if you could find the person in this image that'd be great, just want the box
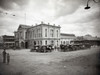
[2,49,7,63]
[7,53,10,64]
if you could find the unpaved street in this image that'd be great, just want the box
[0,47,100,75]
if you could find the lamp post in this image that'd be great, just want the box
[84,0,100,9]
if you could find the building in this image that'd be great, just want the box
[60,33,76,45]
[72,34,100,46]
[0,36,3,49]
[14,24,31,48]
[14,22,76,49]
[15,22,61,48]
[26,23,61,48]
[2,35,15,49]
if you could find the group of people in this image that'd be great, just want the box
[2,49,10,64]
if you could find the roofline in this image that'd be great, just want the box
[27,24,61,30]
[60,33,75,36]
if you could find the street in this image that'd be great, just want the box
[0,47,100,75]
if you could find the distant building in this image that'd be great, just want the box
[0,36,3,49]
[14,22,76,49]
[60,33,76,45]
[2,35,15,49]
[72,34,100,46]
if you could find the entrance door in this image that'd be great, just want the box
[21,42,24,48]
[25,42,28,49]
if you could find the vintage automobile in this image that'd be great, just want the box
[60,43,90,52]
[60,44,74,52]
[30,45,40,52]
[30,45,54,53]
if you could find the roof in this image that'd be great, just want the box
[3,35,14,38]
[74,36,100,41]
[84,36,100,41]
[60,33,75,36]
[20,24,31,28]
[18,24,31,30]
[28,23,61,30]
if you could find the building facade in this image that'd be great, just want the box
[60,33,76,45]
[0,36,3,49]
[14,25,31,48]
[26,23,61,48]
[14,22,76,49]
[2,35,15,49]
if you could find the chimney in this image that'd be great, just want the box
[58,25,60,27]
[41,21,43,24]
[48,23,50,25]
[35,23,37,26]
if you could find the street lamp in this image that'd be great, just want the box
[84,0,100,9]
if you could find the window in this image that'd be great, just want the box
[38,29,41,37]
[51,40,54,45]
[63,41,65,44]
[40,41,42,45]
[57,40,58,46]
[45,41,47,45]
[45,29,47,37]
[30,31,32,38]
[57,30,58,37]
[38,41,39,45]
[33,30,34,38]
[37,29,38,37]
[50,29,54,37]
[61,41,62,44]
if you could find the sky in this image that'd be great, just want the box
[0,0,100,37]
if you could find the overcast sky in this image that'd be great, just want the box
[0,0,100,37]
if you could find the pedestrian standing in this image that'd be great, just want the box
[2,49,7,63]
[7,53,10,64]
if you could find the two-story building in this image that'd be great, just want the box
[26,23,61,48]
[2,35,15,49]
[0,36,3,49]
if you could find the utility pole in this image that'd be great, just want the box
[25,12,26,24]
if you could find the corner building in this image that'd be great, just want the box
[26,23,61,48]
[15,23,61,48]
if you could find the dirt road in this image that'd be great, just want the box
[0,47,100,75]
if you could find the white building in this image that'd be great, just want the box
[60,33,76,45]
[14,22,76,49]
[26,23,61,48]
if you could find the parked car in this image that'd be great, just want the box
[30,45,40,52]
[30,45,54,53]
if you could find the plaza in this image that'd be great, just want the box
[0,47,100,75]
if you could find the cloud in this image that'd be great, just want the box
[0,0,29,10]
[0,0,100,37]
[52,4,100,36]
[53,5,100,24]
[54,0,86,17]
